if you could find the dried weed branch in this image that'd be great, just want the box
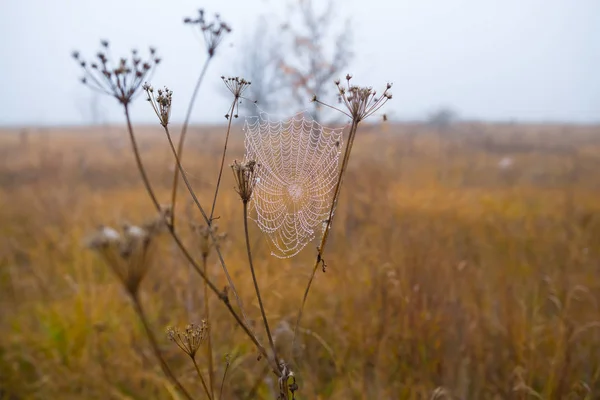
[74,12,391,400]
[210,77,253,222]
[172,10,232,227]
[294,75,392,350]
[232,160,281,372]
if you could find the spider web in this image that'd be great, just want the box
[244,112,344,258]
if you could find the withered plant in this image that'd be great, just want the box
[74,8,390,400]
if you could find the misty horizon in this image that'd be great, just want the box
[1,0,599,126]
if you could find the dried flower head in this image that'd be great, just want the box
[221,76,252,119]
[143,84,173,127]
[312,75,392,122]
[184,9,231,57]
[191,223,227,259]
[221,76,251,97]
[85,226,118,253]
[73,41,161,105]
[85,215,166,296]
[231,160,260,203]
[167,321,208,359]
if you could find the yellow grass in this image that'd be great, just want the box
[1,122,599,399]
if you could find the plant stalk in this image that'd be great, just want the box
[170,59,211,227]
[292,119,360,352]
[131,294,195,400]
[163,125,251,328]
[122,108,275,372]
[209,99,237,222]
[202,254,215,398]
[243,201,279,371]
[219,358,231,400]
[192,357,213,400]
[124,105,162,214]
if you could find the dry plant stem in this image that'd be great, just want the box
[209,99,237,222]
[243,201,280,371]
[186,264,194,319]
[122,110,273,370]
[124,105,162,213]
[202,254,215,398]
[293,119,360,348]
[165,127,210,222]
[219,360,231,400]
[131,294,195,400]
[171,59,211,227]
[174,230,273,371]
[163,125,251,329]
[191,357,213,400]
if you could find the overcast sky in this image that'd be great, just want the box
[1,0,599,125]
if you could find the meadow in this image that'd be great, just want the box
[1,121,599,399]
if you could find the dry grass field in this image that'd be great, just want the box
[1,122,599,399]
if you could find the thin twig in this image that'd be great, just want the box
[293,119,359,353]
[170,59,211,227]
[163,125,251,328]
[192,357,213,400]
[202,254,216,398]
[243,201,280,371]
[219,357,232,400]
[171,229,274,371]
[209,99,236,222]
[131,295,195,400]
[186,262,195,320]
[122,108,275,371]
[124,105,162,214]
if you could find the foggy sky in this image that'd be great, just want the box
[1,0,599,125]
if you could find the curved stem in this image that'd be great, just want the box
[124,105,162,213]
[243,201,279,371]
[170,230,274,371]
[292,119,360,353]
[202,255,215,398]
[191,357,213,400]
[209,99,237,222]
[163,125,251,328]
[171,59,212,227]
[121,108,274,372]
[131,295,195,400]
[219,358,231,400]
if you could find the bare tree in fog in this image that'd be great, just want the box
[279,0,353,122]
[234,1,352,122]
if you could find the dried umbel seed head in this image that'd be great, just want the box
[86,226,121,249]
[231,160,260,203]
[144,83,173,127]
[85,218,164,296]
[191,223,227,259]
[221,76,251,98]
[73,41,161,105]
[119,223,151,259]
[338,78,393,122]
[221,76,252,119]
[184,9,231,57]
[313,75,392,122]
[167,321,208,359]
